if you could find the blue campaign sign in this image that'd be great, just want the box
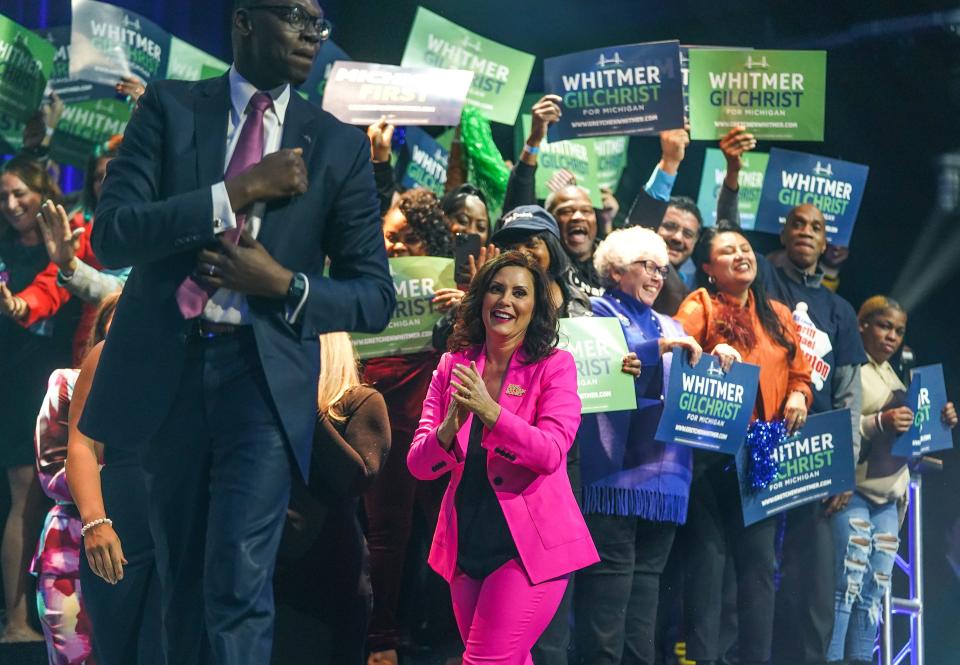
[755,148,869,247]
[399,127,449,195]
[737,409,856,526]
[544,40,684,140]
[655,355,759,454]
[892,364,954,457]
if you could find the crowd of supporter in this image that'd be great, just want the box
[0,67,957,665]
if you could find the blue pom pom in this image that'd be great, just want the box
[745,419,788,492]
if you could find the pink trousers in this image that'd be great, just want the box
[450,559,568,665]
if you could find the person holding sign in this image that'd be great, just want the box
[362,188,453,665]
[573,226,702,665]
[674,223,812,665]
[826,296,957,665]
[407,251,598,664]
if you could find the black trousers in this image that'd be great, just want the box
[140,331,292,665]
[683,455,777,664]
[772,503,836,665]
[79,449,162,665]
[574,513,677,665]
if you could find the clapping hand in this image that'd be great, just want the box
[451,362,501,428]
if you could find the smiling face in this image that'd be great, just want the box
[481,265,535,345]
[382,207,426,258]
[446,195,489,244]
[551,187,596,262]
[781,204,827,271]
[860,308,907,364]
[613,255,666,306]
[702,231,756,296]
[0,173,41,237]
[235,1,323,87]
[659,206,700,267]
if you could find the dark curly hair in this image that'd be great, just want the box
[397,187,453,258]
[692,222,796,359]
[447,251,559,364]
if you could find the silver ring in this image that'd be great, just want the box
[207,265,216,276]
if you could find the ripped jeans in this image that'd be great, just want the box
[827,492,901,662]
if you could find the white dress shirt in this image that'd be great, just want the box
[205,66,307,324]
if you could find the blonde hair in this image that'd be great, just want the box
[857,295,906,324]
[317,332,362,422]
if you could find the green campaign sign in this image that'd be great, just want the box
[557,317,637,414]
[696,147,768,229]
[166,36,228,81]
[688,49,826,141]
[0,14,55,122]
[49,98,131,167]
[592,135,629,191]
[521,113,602,207]
[401,7,535,125]
[351,257,455,360]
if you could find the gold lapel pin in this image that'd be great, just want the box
[505,384,526,396]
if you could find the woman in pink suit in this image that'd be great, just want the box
[408,251,599,664]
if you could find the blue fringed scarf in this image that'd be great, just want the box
[580,291,693,524]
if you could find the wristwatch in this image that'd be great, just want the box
[286,272,307,306]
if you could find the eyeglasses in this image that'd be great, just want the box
[630,259,670,278]
[245,5,332,39]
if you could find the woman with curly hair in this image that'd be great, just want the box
[364,188,455,665]
[408,251,598,663]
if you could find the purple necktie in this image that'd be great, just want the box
[176,91,274,319]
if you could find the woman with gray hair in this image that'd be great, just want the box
[574,225,702,665]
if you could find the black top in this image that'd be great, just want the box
[455,415,518,579]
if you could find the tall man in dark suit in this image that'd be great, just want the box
[77,2,395,663]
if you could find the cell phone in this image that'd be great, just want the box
[454,232,482,286]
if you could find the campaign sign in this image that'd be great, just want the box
[299,38,350,104]
[593,135,630,191]
[70,0,170,88]
[401,7,534,125]
[0,14,55,122]
[323,61,473,126]
[680,45,751,125]
[556,318,636,414]
[520,113,602,207]
[49,97,131,167]
[398,127,449,196]
[696,147,769,229]
[892,365,954,457]
[36,26,110,104]
[0,112,24,153]
[350,257,455,359]
[545,40,684,140]
[738,409,856,526]
[688,49,826,141]
[655,355,759,454]
[755,148,868,246]
[166,36,228,81]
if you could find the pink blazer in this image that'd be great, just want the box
[407,345,599,585]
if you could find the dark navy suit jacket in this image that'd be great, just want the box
[78,73,395,478]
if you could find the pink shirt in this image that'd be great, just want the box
[408,345,599,584]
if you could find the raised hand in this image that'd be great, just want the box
[36,200,82,273]
[527,94,563,146]
[367,115,395,163]
[658,128,690,175]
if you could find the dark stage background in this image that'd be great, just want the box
[3,0,959,654]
